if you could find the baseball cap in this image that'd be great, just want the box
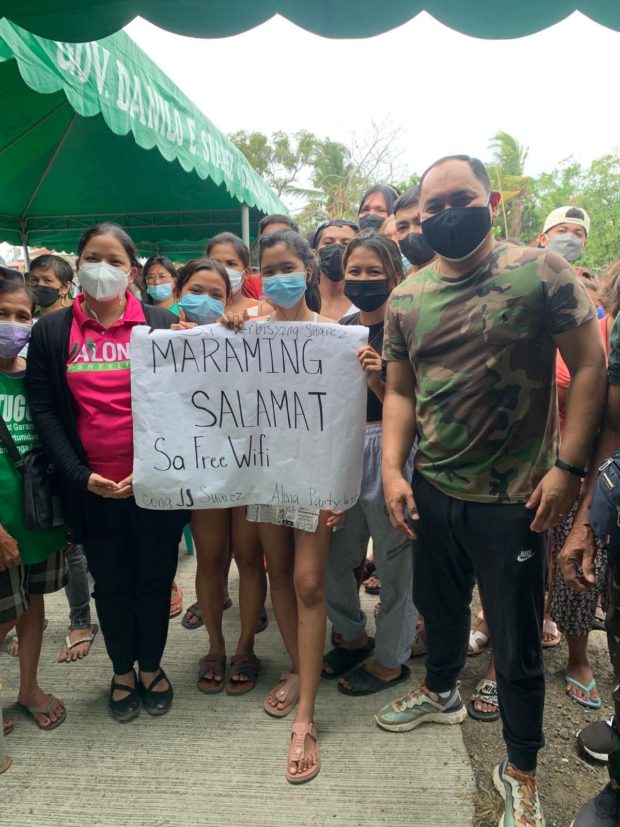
[543,206,591,237]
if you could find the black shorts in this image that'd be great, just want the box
[0,546,68,625]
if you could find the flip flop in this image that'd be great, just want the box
[467,679,500,722]
[467,629,489,656]
[3,717,14,736]
[565,676,602,709]
[364,576,381,595]
[197,654,226,694]
[593,606,606,632]
[286,722,320,784]
[338,663,411,696]
[181,598,233,630]
[169,584,183,618]
[264,671,299,718]
[18,694,66,730]
[321,637,375,679]
[226,654,260,696]
[542,618,561,648]
[255,609,268,634]
[58,623,99,663]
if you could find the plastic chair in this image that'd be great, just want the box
[183,524,194,556]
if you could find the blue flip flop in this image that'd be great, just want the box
[565,676,603,709]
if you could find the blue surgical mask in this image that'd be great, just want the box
[178,293,225,325]
[147,283,173,302]
[401,252,413,273]
[261,273,307,309]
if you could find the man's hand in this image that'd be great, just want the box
[558,521,597,592]
[0,526,20,572]
[384,470,418,539]
[526,466,580,532]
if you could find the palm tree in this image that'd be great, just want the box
[488,131,531,239]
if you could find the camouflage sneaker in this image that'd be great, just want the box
[493,759,545,826]
[374,682,466,732]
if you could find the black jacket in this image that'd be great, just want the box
[25,303,175,541]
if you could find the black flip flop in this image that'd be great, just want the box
[338,663,411,696]
[321,637,375,679]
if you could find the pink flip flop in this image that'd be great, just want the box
[263,671,299,718]
[286,722,320,784]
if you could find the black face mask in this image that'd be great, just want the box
[398,232,435,266]
[319,244,345,282]
[421,202,492,262]
[358,213,385,232]
[344,279,391,313]
[31,285,61,308]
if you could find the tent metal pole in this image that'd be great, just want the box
[241,204,250,246]
[20,223,30,271]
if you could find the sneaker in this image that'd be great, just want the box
[571,784,620,825]
[493,758,545,827]
[374,682,466,732]
[578,720,614,763]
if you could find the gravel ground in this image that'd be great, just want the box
[460,622,613,826]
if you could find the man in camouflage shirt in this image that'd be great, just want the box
[375,155,606,827]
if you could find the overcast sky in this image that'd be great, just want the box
[126,11,620,184]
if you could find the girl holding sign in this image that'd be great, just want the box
[173,258,268,697]
[26,223,188,723]
[323,234,417,698]
[229,229,343,784]
[206,233,271,318]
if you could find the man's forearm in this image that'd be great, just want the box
[382,390,416,476]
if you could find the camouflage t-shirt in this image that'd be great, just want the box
[383,243,595,503]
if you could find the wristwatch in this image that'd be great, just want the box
[555,458,586,478]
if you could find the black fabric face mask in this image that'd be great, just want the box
[398,232,435,266]
[319,244,345,282]
[344,279,391,312]
[31,285,61,307]
[421,203,492,262]
[358,213,385,232]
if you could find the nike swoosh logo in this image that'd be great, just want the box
[517,550,534,562]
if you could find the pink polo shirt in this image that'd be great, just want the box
[66,292,146,483]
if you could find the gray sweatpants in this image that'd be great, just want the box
[326,424,417,668]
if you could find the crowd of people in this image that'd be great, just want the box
[1,152,620,825]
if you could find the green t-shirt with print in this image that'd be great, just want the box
[383,243,595,504]
[0,370,67,564]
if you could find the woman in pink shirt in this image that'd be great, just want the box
[26,223,187,722]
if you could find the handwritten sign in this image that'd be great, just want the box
[131,321,368,512]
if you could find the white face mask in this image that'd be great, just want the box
[78,261,129,302]
[226,268,244,294]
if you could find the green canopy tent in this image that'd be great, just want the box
[2,1,619,41]
[0,19,285,262]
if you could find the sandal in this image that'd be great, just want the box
[593,605,606,632]
[322,637,375,679]
[226,654,260,696]
[467,629,489,656]
[410,632,427,659]
[182,598,233,630]
[542,618,561,648]
[338,663,410,697]
[566,676,602,710]
[58,623,99,663]
[197,654,226,694]
[286,722,320,784]
[364,575,381,595]
[18,693,66,731]
[3,717,14,736]
[467,679,500,722]
[264,671,300,718]
[170,584,183,619]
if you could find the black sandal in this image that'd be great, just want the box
[321,637,375,679]
[140,668,173,716]
[109,671,140,723]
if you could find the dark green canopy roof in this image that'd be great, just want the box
[2,1,619,42]
[0,20,284,257]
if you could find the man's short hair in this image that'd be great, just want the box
[419,155,491,195]
[393,185,421,214]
